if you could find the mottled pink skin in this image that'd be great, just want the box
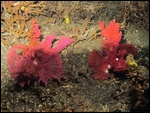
[88,50,110,80]
[43,35,74,53]
[88,20,137,80]
[29,19,41,39]
[7,44,28,78]
[7,36,74,86]
[88,44,137,80]
[7,19,74,87]
[99,19,122,48]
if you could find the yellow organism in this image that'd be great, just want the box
[126,54,138,72]
[64,14,70,24]
[21,6,28,12]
